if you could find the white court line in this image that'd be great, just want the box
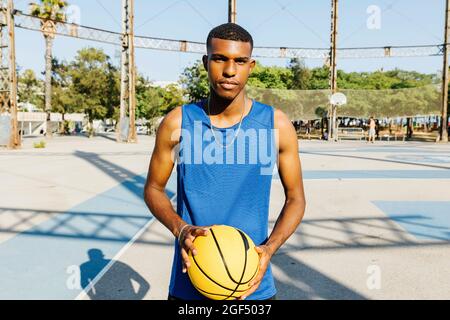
[74,218,156,300]
[75,194,177,300]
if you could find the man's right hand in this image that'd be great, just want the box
[178,224,210,273]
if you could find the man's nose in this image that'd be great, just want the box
[223,60,237,77]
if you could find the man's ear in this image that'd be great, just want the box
[202,55,208,71]
[249,59,256,74]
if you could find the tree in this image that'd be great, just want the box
[179,60,209,102]
[160,84,184,114]
[288,58,311,90]
[309,66,330,90]
[52,58,80,133]
[135,76,164,120]
[248,61,291,89]
[68,48,119,137]
[18,69,44,109]
[30,0,68,136]
[135,76,185,123]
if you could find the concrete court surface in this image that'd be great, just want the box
[0,134,449,300]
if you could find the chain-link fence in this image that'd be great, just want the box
[247,84,442,120]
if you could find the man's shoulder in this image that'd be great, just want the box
[156,107,183,144]
[160,106,182,131]
[273,108,292,130]
[156,102,202,142]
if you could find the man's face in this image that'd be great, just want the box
[203,38,255,100]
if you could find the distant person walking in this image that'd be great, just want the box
[368,117,376,143]
[305,121,311,140]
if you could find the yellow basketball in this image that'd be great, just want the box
[187,225,260,300]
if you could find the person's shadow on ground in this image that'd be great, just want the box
[79,249,150,300]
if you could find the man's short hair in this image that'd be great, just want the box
[206,23,254,51]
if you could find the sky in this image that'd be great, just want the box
[13,0,447,82]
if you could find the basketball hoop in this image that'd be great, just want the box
[330,92,347,106]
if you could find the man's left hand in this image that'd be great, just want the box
[239,245,273,300]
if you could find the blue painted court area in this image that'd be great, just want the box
[373,201,450,241]
[0,173,176,300]
[1,163,449,299]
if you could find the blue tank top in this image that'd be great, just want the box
[169,99,278,300]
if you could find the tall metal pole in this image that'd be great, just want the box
[329,0,338,141]
[0,5,6,114]
[118,0,129,142]
[228,0,237,23]
[127,0,137,143]
[7,0,18,148]
[118,0,136,143]
[0,0,19,149]
[441,0,450,142]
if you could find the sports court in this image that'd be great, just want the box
[1,135,449,300]
[1,0,450,301]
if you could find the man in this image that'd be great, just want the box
[144,23,306,300]
[305,120,312,140]
[368,117,376,143]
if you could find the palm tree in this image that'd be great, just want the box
[29,0,67,137]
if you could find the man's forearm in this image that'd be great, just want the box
[265,197,306,256]
[143,186,186,238]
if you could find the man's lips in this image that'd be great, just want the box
[219,81,239,90]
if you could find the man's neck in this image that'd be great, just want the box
[207,90,250,120]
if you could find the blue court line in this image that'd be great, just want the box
[373,201,450,241]
[301,148,450,154]
[0,173,176,300]
[304,170,450,179]
[292,170,450,180]
[386,154,450,164]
